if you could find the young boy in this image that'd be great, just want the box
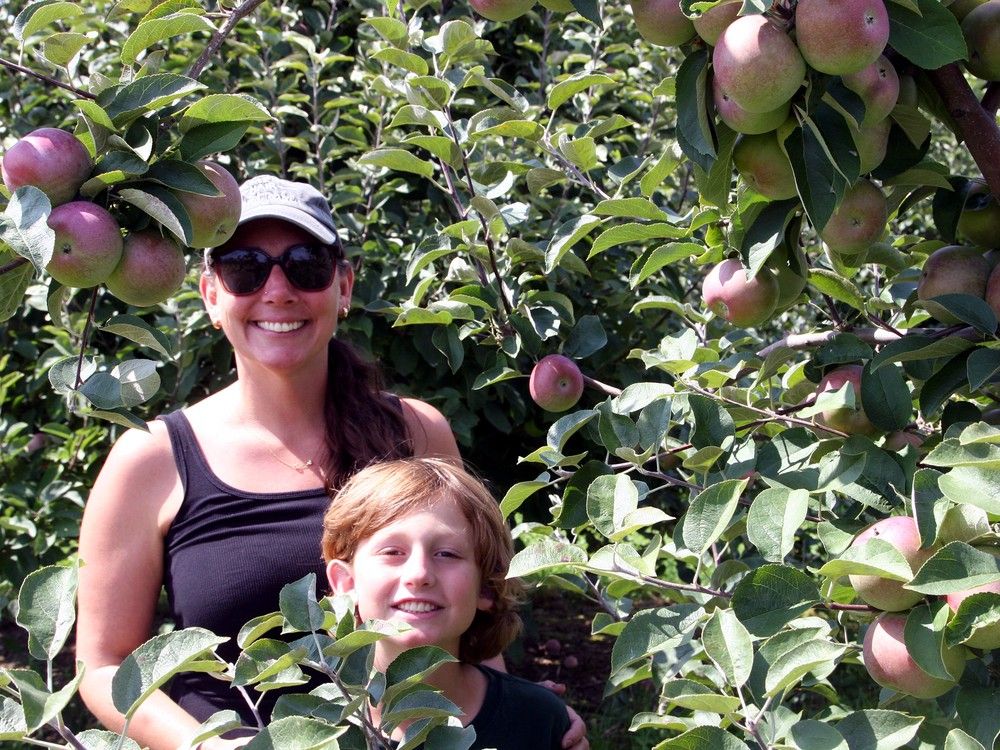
[322,457,571,749]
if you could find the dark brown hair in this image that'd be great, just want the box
[322,457,523,663]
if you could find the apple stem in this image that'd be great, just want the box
[582,374,621,397]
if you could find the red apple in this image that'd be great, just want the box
[106,231,187,307]
[946,581,1000,650]
[174,160,242,249]
[529,354,584,412]
[916,244,991,324]
[629,0,695,46]
[702,258,779,327]
[820,179,887,255]
[1,127,93,207]
[814,365,880,437]
[848,516,933,610]
[863,612,965,698]
[46,201,123,288]
[795,0,890,76]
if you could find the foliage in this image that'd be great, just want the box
[2,0,1000,747]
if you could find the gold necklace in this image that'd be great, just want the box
[267,440,325,473]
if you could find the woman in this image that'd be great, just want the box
[76,176,587,750]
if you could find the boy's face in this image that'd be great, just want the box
[326,497,492,663]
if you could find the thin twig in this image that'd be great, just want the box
[187,0,267,79]
[0,256,31,275]
[74,288,99,389]
[0,56,95,100]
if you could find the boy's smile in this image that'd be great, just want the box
[326,497,493,665]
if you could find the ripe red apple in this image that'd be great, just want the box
[795,0,890,76]
[702,258,779,327]
[849,118,891,174]
[946,582,1000,650]
[848,516,933,610]
[962,2,1000,81]
[820,179,887,255]
[529,354,584,412]
[713,14,806,114]
[916,245,990,324]
[691,0,740,45]
[629,0,695,47]
[986,263,1000,319]
[712,81,791,135]
[733,131,797,200]
[468,0,536,21]
[863,612,966,698]
[46,201,123,288]
[882,430,924,452]
[842,56,899,125]
[814,364,880,438]
[106,231,187,307]
[956,180,1000,249]
[174,161,242,249]
[1,127,93,207]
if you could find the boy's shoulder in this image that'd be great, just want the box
[470,666,570,749]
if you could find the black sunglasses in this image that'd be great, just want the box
[209,243,341,296]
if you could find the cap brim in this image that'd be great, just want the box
[238,205,337,244]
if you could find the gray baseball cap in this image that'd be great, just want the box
[236,175,338,244]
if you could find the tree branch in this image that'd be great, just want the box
[187,0,267,79]
[927,64,1000,199]
[0,57,95,100]
[0,256,30,276]
[982,82,1000,118]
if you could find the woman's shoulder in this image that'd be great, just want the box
[397,396,460,459]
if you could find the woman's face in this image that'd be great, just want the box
[200,218,353,375]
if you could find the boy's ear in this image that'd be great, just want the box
[477,585,494,612]
[326,559,355,595]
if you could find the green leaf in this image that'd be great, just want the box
[357,148,434,178]
[968,347,1000,391]
[372,47,429,75]
[14,1,82,40]
[817,538,913,581]
[640,148,682,197]
[15,565,78,660]
[385,646,456,692]
[0,249,34,322]
[919,294,998,335]
[279,574,325,632]
[746,487,810,563]
[499,479,551,517]
[658,726,750,750]
[144,159,220,195]
[237,613,285,649]
[43,32,90,67]
[938,467,1000,515]
[7,668,83,733]
[117,186,193,244]
[544,214,602,274]
[102,73,205,126]
[609,605,702,675]
[630,243,704,287]
[675,48,715,174]
[888,0,967,69]
[702,608,753,688]
[869,334,973,371]
[243,716,346,750]
[764,639,846,697]
[1,187,54,273]
[179,122,251,161]
[731,564,821,637]
[920,351,972,419]
[681,479,748,554]
[944,729,986,750]
[688,394,735,450]
[861,360,912,432]
[121,12,216,65]
[945,592,1000,648]
[660,679,742,713]
[180,93,270,130]
[547,73,615,111]
[100,314,173,357]
[789,721,848,750]
[233,639,306,688]
[507,538,588,577]
[906,542,1000,595]
[112,628,228,718]
[785,123,844,233]
[904,602,960,680]
[808,268,867,312]
[592,198,669,221]
[0,695,27,740]
[835,709,922,750]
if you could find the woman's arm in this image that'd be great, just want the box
[76,425,232,750]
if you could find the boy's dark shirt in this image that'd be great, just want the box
[466,665,571,749]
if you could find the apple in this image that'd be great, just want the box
[538,0,573,10]
[916,244,990,323]
[46,201,123,289]
[795,0,890,76]
[956,180,1000,249]
[174,160,242,249]
[848,516,933,610]
[733,131,797,200]
[897,74,918,107]
[712,80,791,135]
[881,430,924,452]
[949,0,987,20]
[1,127,93,207]
[529,354,584,412]
[106,231,187,307]
[863,612,966,698]
[691,0,740,46]
[841,56,899,125]
[962,1,1000,81]
[946,582,1000,650]
[468,0,536,21]
[820,179,887,255]
[629,0,695,47]
[702,258,779,327]
[987,263,1000,319]
[815,364,881,438]
[712,14,806,114]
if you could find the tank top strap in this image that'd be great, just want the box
[156,410,198,495]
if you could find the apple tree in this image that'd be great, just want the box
[3,0,1000,748]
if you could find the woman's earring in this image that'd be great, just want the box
[338,307,349,320]
[212,320,222,330]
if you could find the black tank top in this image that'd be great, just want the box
[159,410,330,727]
